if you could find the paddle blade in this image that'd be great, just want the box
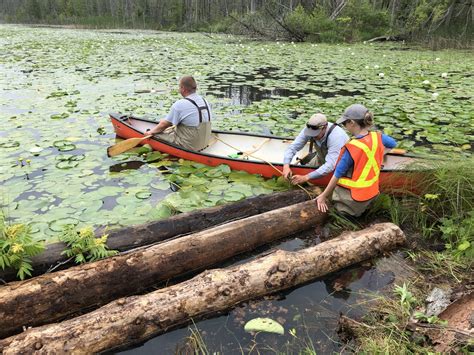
[107,135,151,157]
[390,148,407,155]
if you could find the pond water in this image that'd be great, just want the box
[1,25,473,240]
[118,230,400,354]
[0,25,472,352]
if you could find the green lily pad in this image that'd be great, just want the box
[151,181,170,190]
[0,141,20,148]
[48,217,80,232]
[244,318,284,335]
[135,191,152,199]
[50,112,69,120]
[53,140,76,152]
[55,160,79,169]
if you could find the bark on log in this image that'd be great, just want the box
[0,199,325,339]
[0,188,315,281]
[0,223,405,354]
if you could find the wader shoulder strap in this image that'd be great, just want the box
[322,124,337,150]
[185,98,211,123]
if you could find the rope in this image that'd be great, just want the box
[212,134,315,198]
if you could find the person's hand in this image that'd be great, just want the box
[316,194,329,213]
[282,165,292,180]
[291,174,309,185]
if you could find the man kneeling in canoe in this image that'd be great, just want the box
[147,76,212,151]
[283,113,349,184]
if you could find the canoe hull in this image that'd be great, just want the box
[109,113,426,193]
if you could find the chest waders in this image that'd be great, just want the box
[301,124,337,166]
[173,98,212,151]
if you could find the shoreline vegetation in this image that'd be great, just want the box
[0,0,473,48]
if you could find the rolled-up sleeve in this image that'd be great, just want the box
[382,134,397,149]
[307,129,348,180]
[283,129,310,164]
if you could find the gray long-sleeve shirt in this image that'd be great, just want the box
[283,123,349,180]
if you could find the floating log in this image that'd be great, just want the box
[0,199,325,339]
[0,188,316,281]
[0,223,406,353]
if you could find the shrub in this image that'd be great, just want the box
[0,213,45,280]
[59,225,118,264]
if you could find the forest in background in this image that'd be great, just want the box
[0,0,472,46]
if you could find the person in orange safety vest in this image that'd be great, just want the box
[316,104,397,217]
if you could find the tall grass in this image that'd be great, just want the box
[373,158,474,260]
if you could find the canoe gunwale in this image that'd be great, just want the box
[110,113,422,173]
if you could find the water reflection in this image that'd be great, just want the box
[207,67,364,106]
[109,160,147,173]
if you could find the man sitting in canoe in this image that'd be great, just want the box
[282,113,349,184]
[147,76,212,151]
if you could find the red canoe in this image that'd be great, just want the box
[110,113,428,193]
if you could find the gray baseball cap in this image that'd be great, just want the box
[336,104,369,125]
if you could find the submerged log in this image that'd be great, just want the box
[0,223,406,353]
[0,188,315,280]
[0,199,325,339]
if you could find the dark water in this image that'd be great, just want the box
[118,229,397,354]
[206,68,364,108]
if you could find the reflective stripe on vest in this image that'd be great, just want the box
[338,132,383,201]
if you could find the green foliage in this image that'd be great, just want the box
[59,225,118,264]
[283,1,390,43]
[379,159,473,262]
[1,0,471,44]
[413,311,448,325]
[338,0,390,41]
[440,212,474,260]
[0,213,45,280]
[394,282,418,315]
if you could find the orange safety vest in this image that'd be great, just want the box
[337,131,384,202]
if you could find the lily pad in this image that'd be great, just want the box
[0,141,20,148]
[53,140,76,152]
[135,191,152,199]
[48,217,80,232]
[244,318,285,335]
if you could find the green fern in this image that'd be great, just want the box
[0,212,45,280]
[59,225,118,263]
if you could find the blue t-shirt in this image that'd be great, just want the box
[334,133,397,178]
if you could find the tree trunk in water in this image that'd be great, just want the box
[0,223,406,354]
[0,188,316,281]
[0,199,325,338]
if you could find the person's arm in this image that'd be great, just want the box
[315,175,339,213]
[315,149,352,213]
[148,119,172,135]
[382,134,397,149]
[148,102,181,135]
[282,130,309,179]
[307,132,348,180]
[292,130,348,184]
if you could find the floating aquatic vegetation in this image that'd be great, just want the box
[0,25,472,242]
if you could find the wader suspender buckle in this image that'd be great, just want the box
[185,98,211,123]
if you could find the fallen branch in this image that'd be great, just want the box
[0,199,325,338]
[0,223,406,353]
[0,189,314,281]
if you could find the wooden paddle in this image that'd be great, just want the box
[107,135,152,157]
[389,148,407,155]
